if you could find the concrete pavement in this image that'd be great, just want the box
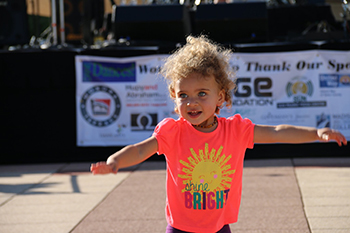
[0,158,349,233]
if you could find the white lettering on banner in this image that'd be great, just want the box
[76,52,350,146]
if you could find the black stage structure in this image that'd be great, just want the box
[1,2,350,164]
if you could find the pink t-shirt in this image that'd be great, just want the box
[153,114,255,233]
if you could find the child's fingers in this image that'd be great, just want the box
[324,131,348,146]
[90,162,119,175]
[337,133,347,146]
[90,163,97,172]
[331,132,347,146]
[90,162,103,171]
[343,137,348,146]
[91,162,108,174]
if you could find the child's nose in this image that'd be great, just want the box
[186,97,198,106]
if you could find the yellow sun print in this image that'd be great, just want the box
[178,143,235,194]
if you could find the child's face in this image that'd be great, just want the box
[174,73,224,126]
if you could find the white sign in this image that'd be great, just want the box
[76,51,350,146]
[76,55,174,146]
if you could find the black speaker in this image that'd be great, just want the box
[64,0,84,43]
[0,0,29,47]
[81,0,105,45]
[64,0,104,45]
[194,3,268,44]
[267,4,339,42]
[114,5,192,44]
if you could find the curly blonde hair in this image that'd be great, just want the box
[161,35,236,114]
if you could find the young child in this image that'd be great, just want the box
[90,36,347,233]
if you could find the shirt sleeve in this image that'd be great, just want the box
[228,114,255,149]
[152,118,179,155]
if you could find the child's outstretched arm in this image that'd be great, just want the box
[90,136,158,175]
[254,125,347,146]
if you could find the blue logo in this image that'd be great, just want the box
[319,74,350,88]
[316,113,331,128]
[83,61,136,82]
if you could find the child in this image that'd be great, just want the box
[90,36,347,233]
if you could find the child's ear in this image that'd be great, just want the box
[217,89,225,106]
[170,89,176,99]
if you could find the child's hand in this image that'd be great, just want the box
[317,128,348,146]
[90,162,118,175]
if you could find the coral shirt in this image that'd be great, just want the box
[153,114,255,233]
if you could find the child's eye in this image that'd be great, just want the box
[198,92,206,97]
[179,93,188,98]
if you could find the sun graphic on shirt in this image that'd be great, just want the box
[178,143,235,193]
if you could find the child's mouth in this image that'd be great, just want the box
[188,111,202,117]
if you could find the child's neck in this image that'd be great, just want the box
[192,116,218,133]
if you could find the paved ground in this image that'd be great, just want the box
[0,157,349,233]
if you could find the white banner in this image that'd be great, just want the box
[76,55,174,146]
[76,51,350,146]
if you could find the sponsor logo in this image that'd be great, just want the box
[340,75,350,86]
[277,76,326,108]
[83,61,136,82]
[131,113,158,131]
[90,99,110,115]
[316,113,331,128]
[232,77,273,106]
[319,74,350,88]
[80,85,121,127]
